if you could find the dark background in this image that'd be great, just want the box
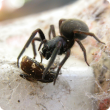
[0,0,77,21]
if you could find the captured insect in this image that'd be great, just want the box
[20,55,56,83]
[17,19,105,85]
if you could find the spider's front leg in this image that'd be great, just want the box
[17,29,46,67]
[42,41,62,80]
[53,49,70,85]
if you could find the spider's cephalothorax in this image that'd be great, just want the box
[41,36,68,60]
[17,19,105,85]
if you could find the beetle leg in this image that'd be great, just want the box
[75,39,89,66]
[37,79,54,83]
[42,41,62,79]
[48,25,56,40]
[53,49,70,85]
[73,30,105,44]
[17,29,46,67]
[20,74,32,81]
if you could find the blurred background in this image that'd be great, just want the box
[0,0,77,21]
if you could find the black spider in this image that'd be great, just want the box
[17,19,105,85]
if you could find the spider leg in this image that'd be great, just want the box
[17,29,46,67]
[50,63,57,69]
[73,30,105,44]
[32,37,41,59]
[38,39,47,51]
[59,19,66,35]
[59,19,66,28]
[75,39,89,66]
[53,49,70,85]
[48,25,56,40]
[42,41,62,79]
[39,51,43,63]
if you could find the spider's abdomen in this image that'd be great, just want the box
[60,19,89,40]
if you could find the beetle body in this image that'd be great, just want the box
[60,19,89,40]
[20,56,55,83]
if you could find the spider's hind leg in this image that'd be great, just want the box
[74,30,105,44]
[48,25,56,40]
[59,19,66,28]
[75,39,89,66]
